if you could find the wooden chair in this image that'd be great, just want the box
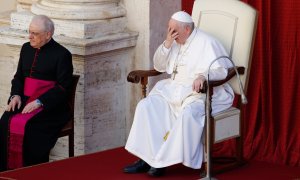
[127,0,257,177]
[58,74,80,157]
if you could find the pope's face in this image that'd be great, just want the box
[28,21,51,49]
[168,19,191,45]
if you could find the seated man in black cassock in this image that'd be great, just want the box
[0,15,73,171]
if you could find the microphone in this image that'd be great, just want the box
[206,56,248,104]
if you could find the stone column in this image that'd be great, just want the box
[17,0,38,11]
[0,0,17,26]
[0,0,138,159]
[123,0,181,136]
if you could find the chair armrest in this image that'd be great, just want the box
[200,66,245,93]
[127,69,163,98]
[127,69,163,84]
[127,67,244,97]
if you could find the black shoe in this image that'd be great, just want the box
[123,159,150,173]
[147,167,166,177]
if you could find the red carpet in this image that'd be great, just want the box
[0,147,299,180]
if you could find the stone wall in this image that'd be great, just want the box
[0,1,16,13]
[123,0,181,136]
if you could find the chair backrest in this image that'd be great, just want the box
[68,75,80,117]
[192,0,257,95]
[58,74,79,157]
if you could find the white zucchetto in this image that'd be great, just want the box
[171,11,193,23]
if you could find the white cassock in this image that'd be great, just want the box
[125,28,234,169]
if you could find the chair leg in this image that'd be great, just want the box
[69,133,74,157]
[236,136,243,164]
[200,162,207,177]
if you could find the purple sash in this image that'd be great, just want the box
[8,77,55,169]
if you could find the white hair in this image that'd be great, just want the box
[31,15,55,35]
[177,21,194,31]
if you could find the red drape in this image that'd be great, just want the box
[182,0,300,166]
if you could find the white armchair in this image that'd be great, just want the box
[192,0,258,177]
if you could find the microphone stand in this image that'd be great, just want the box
[200,74,217,180]
[200,56,247,180]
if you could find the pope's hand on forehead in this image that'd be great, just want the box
[164,27,178,49]
[167,27,178,41]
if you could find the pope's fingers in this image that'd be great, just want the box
[199,81,203,89]
[192,81,196,91]
[173,34,179,40]
[198,84,201,93]
[167,29,172,36]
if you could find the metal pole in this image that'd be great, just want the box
[199,56,245,179]
[200,78,217,180]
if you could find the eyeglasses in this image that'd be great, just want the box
[27,30,47,37]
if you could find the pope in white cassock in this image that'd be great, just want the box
[124,11,234,177]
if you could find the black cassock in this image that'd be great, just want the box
[0,39,73,171]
